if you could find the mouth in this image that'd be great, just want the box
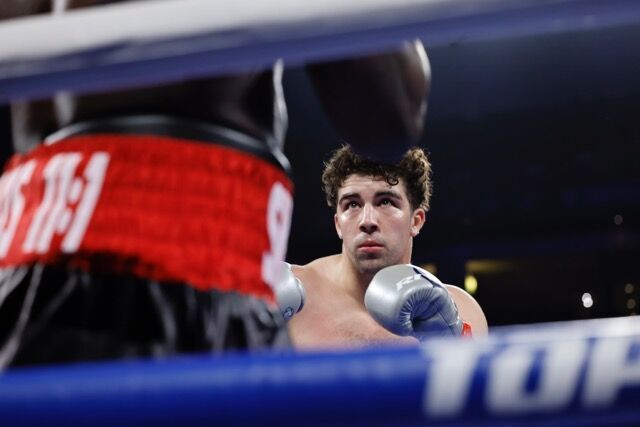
[358,241,384,253]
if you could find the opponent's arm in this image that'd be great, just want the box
[305,40,430,160]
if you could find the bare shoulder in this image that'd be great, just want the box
[445,285,489,336]
[290,255,340,284]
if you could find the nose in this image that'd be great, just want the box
[359,204,379,234]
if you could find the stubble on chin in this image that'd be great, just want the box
[354,255,389,277]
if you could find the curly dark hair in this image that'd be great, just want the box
[322,145,432,211]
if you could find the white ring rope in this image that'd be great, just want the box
[0,0,639,100]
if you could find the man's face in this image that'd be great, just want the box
[334,174,425,276]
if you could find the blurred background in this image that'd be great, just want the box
[282,22,640,327]
[1,18,639,329]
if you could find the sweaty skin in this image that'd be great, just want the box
[290,255,418,348]
[288,175,488,349]
[289,258,487,349]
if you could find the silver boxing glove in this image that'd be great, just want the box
[274,262,306,321]
[364,264,463,338]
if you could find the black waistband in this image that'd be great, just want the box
[44,115,291,173]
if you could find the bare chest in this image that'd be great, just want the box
[289,285,415,349]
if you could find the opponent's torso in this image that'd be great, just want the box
[1,67,293,366]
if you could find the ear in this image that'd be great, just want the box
[334,213,343,240]
[410,208,426,237]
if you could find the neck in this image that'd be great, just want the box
[335,254,376,303]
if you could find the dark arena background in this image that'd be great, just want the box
[1,12,639,330]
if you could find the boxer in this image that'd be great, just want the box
[286,145,488,348]
[0,2,430,366]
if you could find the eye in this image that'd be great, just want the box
[341,200,360,211]
[379,198,395,207]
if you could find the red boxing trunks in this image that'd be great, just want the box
[0,126,293,367]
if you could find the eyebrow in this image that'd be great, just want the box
[338,190,404,205]
[375,190,403,200]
